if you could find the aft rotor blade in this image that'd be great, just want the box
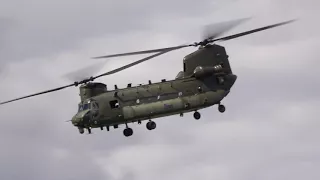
[202,17,250,40]
[93,45,190,59]
[93,49,176,79]
[0,83,75,105]
[211,19,296,42]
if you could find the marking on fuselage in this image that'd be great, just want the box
[164,104,173,109]
[121,92,181,103]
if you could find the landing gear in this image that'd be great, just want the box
[123,128,133,137]
[78,127,84,134]
[123,123,133,137]
[193,111,201,120]
[87,128,92,134]
[146,121,156,130]
[218,104,226,113]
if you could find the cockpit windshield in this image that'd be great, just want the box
[78,103,91,112]
[78,100,99,112]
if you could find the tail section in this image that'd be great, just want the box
[183,44,232,76]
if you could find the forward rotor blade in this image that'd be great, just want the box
[202,17,250,40]
[0,83,75,105]
[211,19,296,42]
[0,49,177,105]
[93,49,177,79]
[63,61,108,82]
[93,45,190,59]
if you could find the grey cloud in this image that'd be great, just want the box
[0,0,225,64]
[196,0,320,47]
[95,94,320,180]
[0,0,319,179]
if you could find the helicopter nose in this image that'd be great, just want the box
[71,110,91,126]
[71,116,82,126]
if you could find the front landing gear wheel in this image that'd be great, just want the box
[146,121,156,130]
[78,127,84,134]
[123,128,133,137]
[193,111,201,120]
[218,104,226,113]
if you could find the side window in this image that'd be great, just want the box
[78,105,83,112]
[92,102,99,109]
[94,102,99,108]
[109,100,119,109]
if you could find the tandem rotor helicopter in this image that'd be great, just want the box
[0,18,294,136]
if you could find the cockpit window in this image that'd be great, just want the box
[78,105,83,112]
[92,102,100,109]
[83,103,90,110]
[78,103,91,112]
[78,99,100,112]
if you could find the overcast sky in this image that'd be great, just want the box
[0,0,319,180]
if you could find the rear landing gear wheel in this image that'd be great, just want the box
[146,121,156,130]
[123,128,133,137]
[193,111,201,120]
[218,104,226,113]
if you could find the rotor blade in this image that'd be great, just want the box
[93,49,177,79]
[202,17,250,40]
[63,61,108,82]
[92,45,190,59]
[211,19,296,42]
[0,83,75,105]
[0,48,178,105]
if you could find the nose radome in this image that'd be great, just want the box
[71,110,91,126]
[71,113,84,126]
[71,116,80,125]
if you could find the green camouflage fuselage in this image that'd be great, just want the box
[71,74,236,129]
[71,44,237,130]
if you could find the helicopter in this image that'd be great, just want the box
[0,18,294,136]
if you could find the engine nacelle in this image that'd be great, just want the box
[193,65,223,78]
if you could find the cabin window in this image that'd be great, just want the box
[109,100,119,109]
[183,62,186,72]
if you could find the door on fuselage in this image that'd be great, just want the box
[91,101,99,118]
[108,99,123,122]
